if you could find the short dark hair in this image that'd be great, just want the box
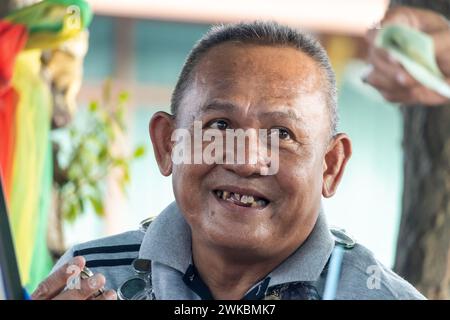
[170,21,338,135]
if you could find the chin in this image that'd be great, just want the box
[201,221,275,256]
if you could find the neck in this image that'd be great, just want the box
[191,238,295,300]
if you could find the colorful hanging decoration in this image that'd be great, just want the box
[0,0,92,290]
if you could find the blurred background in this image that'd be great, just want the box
[0,0,430,294]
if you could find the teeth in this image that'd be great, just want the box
[215,190,268,207]
[240,195,254,204]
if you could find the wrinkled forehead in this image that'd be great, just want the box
[193,42,324,100]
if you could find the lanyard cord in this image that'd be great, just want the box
[322,244,345,300]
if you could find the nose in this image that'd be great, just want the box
[222,161,265,178]
[220,130,274,177]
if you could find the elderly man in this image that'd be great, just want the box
[32,22,424,300]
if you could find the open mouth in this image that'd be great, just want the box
[213,189,270,209]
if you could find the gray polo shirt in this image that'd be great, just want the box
[54,202,425,300]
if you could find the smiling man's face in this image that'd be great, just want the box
[150,42,351,261]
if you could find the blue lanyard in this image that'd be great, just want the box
[322,244,345,300]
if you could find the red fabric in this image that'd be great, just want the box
[0,88,18,199]
[0,20,28,200]
[0,20,28,94]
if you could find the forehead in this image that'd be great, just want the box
[193,42,324,101]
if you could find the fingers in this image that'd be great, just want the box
[364,65,415,94]
[367,6,448,48]
[364,70,395,92]
[381,6,447,32]
[411,8,449,33]
[371,49,416,85]
[367,76,450,106]
[433,28,450,76]
[382,6,420,29]
[364,46,450,105]
[380,6,450,77]
[365,27,378,46]
[92,290,117,301]
[408,85,450,106]
[31,256,86,300]
[54,273,106,300]
[364,48,418,101]
[377,88,413,104]
[364,5,450,106]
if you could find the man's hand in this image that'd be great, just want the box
[31,256,117,300]
[365,6,450,106]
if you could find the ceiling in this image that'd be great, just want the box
[87,0,389,35]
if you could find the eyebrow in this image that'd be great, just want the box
[260,110,302,123]
[201,101,238,113]
[201,100,302,122]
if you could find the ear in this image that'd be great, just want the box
[322,133,352,197]
[149,111,175,176]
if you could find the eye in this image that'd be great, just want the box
[208,119,230,130]
[271,127,292,140]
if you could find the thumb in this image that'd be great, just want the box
[31,256,86,300]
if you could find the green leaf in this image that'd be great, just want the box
[112,158,127,167]
[122,165,130,184]
[65,202,78,223]
[133,146,146,158]
[118,91,129,104]
[79,198,85,214]
[89,196,104,216]
[89,101,99,112]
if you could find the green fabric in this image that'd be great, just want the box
[6,0,93,50]
[6,0,92,33]
[26,142,53,292]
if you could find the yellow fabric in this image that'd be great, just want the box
[9,50,52,284]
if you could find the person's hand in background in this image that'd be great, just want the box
[365,6,450,106]
[31,256,117,300]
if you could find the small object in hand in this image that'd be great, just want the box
[80,266,105,298]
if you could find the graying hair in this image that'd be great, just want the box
[170,21,338,135]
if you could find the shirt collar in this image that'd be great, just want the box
[139,201,334,284]
[139,202,192,273]
[267,210,334,285]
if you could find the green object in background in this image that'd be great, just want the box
[53,81,146,224]
[27,143,54,292]
[5,0,93,50]
[375,24,450,98]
